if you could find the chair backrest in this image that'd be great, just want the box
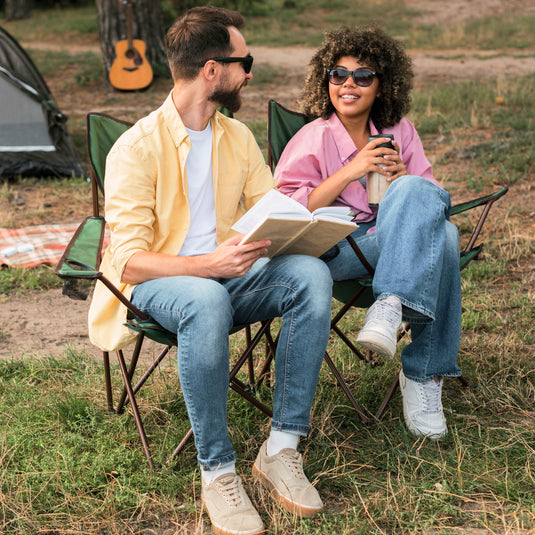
[267,99,315,170]
[87,113,132,199]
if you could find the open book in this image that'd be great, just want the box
[232,189,358,258]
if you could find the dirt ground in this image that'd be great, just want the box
[1,0,534,359]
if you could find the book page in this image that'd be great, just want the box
[239,216,311,257]
[278,218,357,257]
[231,189,310,234]
[311,205,355,222]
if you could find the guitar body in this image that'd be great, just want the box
[109,39,153,91]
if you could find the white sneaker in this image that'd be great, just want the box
[356,295,402,359]
[399,369,447,439]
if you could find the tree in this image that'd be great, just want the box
[6,0,31,20]
[95,0,170,85]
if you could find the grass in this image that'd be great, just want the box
[0,265,61,296]
[0,279,533,533]
[4,1,535,51]
[1,1,534,533]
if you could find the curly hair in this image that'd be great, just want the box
[299,25,414,130]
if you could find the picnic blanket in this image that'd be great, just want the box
[0,223,109,269]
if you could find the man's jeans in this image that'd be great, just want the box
[326,175,462,382]
[131,254,332,468]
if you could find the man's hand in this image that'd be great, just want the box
[122,236,270,284]
[206,235,270,278]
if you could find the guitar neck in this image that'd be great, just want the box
[124,0,134,49]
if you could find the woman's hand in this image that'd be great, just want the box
[382,141,407,182]
[306,136,398,212]
[344,136,398,182]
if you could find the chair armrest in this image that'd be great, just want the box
[55,216,106,279]
[451,186,508,216]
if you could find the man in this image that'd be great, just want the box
[88,6,333,535]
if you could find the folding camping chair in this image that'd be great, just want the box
[267,99,508,422]
[55,112,277,468]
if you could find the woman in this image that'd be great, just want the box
[275,26,461,439]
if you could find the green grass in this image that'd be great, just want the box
[2,4,98,42]
[27,49,102,86]
[4,2,535,51]
[0,266,62,296]
[0,285,533,533]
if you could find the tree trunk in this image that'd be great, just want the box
[95,0,170,86]
[5,0,32,20]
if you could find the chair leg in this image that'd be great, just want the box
[252,327,278,390]
[122,344,172,408]
[166,428,194,466]
[115,348,155,469]
[245,325,255,386]
[323,351,369,424]
[116,333,144,414]
[102,351,114,413]
[375,374,400,421]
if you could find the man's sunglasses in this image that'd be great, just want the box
[198,55,254,74]
[327,68,377,87]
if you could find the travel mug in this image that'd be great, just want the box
[366,134,395,205]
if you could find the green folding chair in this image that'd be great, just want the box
[55,112,277,468]
[267,99,508,422]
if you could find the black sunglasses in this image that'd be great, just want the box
[198,55,254,74]
[327,68,377,87]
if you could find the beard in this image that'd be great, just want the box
[208,76,245,114]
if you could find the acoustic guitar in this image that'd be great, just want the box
[109,0,153,91]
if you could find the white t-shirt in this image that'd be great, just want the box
[178,122,218,256]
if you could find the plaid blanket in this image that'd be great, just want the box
[0,223,109,269]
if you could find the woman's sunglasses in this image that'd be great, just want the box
[327,68,377,87]
[198,55,254,74]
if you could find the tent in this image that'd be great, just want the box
[0,26,85,178]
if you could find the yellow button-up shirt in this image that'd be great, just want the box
[88,93,275,351]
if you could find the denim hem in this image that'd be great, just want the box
[376,292,435,323]
[270,420,309,437]
[197,451,236,470]
[401,370,462,382]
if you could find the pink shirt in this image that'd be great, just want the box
[275,113,441,222]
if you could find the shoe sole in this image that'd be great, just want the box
[356,330,396,359]
[201,496,265,535]
[252,464,322,518]
[399,372,448,440]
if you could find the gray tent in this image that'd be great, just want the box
[0,26,85,178]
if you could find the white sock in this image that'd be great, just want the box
[266,429,299,456]
[201,461,236,485]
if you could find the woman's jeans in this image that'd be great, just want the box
[326,175,462,382]
[131,254,332,468]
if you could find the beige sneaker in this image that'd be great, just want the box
[252,440,323,518]
[201,473,265,535]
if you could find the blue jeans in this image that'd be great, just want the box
[326,175,462,382]
[131,254,332,468]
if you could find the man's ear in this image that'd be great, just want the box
[201,60,218,80]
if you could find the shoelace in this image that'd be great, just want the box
[420,378,443,412]
[280,450,306,480]
[369,298,400,329]
[216,474,245,507]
